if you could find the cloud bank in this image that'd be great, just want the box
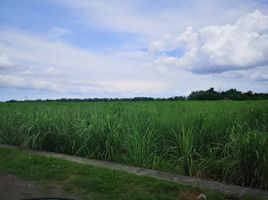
[151,10,268,73]
[0,28,167,96]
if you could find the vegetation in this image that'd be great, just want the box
[4,88,268,103]
[0,100,268,191]
[0,147,227,200]
[188,88,268,100]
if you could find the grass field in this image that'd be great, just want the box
[0,100,267,190]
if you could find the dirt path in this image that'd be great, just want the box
[1,144,268,199]
[0,173,82,200]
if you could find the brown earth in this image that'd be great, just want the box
[0,173,83,200]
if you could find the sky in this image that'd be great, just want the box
[0,0,268,101]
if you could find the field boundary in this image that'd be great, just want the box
[1,144,268,198]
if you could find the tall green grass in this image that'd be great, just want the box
[0,100,267,190]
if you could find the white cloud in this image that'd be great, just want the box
[53,0,267,38]
[250,69,268,81]
[0,74,26,88]
[0,72,168,95]
[151,10,268,73]
[0,53,14,68]
[0,74,60,91]
[71,80,168,94]
[0,28,136,76]
[1,21,267,98]
[21,70,33,75]
[1,1,268,100]
[21,67,59,76]
[31,79,60,91]
[53,1,175,37]
[222,66,268,82]
[0,28,170,96]
[48,27,70,38]
[44,67,59,75]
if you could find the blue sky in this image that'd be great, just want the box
[0,0,268,101]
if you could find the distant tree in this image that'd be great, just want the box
[244,91,254,100]
[188,88,268,101]
[168,96,186,101]
[188,88,224,100]
[222,89,246,100]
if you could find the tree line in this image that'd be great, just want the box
[5,88,268,102]
[188,88,268,100]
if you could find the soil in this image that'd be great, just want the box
[0,173,83,200]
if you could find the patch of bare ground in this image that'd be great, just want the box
[0,173,84,200]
